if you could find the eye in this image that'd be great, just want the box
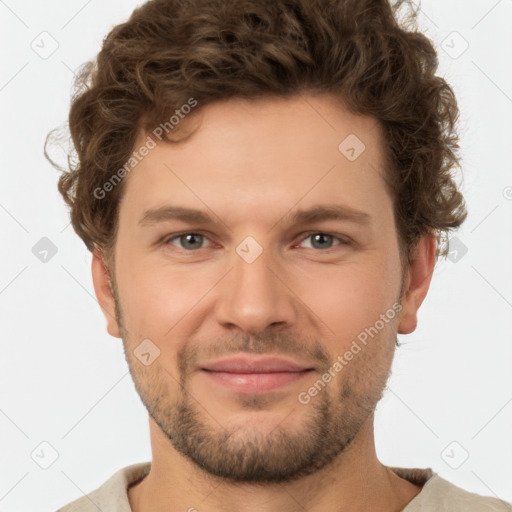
[163,232,213,251]
[298,232,348,251]
[162,231,350,253]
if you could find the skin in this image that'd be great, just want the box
[91,93,436,512]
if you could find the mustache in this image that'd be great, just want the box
[176,331,332,374]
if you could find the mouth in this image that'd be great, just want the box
[199,355,315,394]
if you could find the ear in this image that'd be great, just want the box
[397,233,437,335]
[91,248,121,338]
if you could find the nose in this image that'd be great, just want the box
[213,242,298,336]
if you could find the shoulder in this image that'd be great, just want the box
[55,462,151,512]
[392,467,512,512]
[420,474,512,511]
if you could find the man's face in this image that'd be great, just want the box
[95,94,418,483]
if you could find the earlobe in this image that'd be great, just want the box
[91,248,121,338]
[397,234,437,335]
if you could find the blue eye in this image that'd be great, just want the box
[298,233,346,250]
[165,233,211,251]
[163,231,348,252]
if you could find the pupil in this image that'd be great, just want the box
[313,233,331,249]
[183,234,201,249]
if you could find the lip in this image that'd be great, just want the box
[199,355,315,394]
[199,355,315,373]
[202,370,313,393]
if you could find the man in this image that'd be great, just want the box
[51,0,511,510]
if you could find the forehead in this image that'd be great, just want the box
[119,94,391,226]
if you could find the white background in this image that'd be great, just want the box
[1,1,511,511]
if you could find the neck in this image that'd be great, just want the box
[128,413,422,512]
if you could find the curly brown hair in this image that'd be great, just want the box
[47,0,467,269]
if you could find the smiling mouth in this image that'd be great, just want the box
[198,354,316,393]
[200,368,314,394]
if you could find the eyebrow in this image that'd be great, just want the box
[138,204,372,229]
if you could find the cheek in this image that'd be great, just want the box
[115,255,216,337]
[114,231,402,348]
[292,259,400,349]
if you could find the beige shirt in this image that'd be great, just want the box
[56,462,512,511]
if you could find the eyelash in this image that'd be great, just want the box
[161,231,351,253]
